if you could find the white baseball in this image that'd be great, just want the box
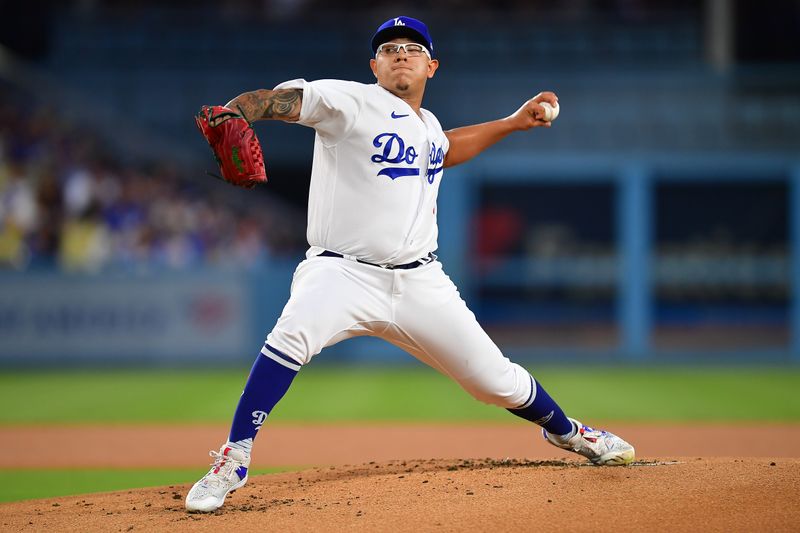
[540,101,560,122]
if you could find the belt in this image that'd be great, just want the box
[318,250,434,270]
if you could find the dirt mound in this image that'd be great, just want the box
[2,457,798,532]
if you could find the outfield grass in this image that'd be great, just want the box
[0,366,799,424]
[0,467,290,504]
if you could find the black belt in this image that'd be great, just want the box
[318,250,433,270]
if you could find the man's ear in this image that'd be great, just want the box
[370,58,378,79]
[427,59,439,79]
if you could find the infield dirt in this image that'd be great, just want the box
[1,424,799,532]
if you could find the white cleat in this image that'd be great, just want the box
[543,417,635,466]
[185,445,250,512]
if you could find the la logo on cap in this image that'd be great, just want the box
[394,17,405,26]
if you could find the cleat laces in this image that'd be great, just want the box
[205,450,245,480]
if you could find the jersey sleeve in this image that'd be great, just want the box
[421,108,450,155]
[441,127,450,155]
[273,79,364,143]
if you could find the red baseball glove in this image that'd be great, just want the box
[195,105,267,188]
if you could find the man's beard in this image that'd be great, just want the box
[394,82,410,92]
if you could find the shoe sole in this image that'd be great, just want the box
[185,475,249,513]
[592,447,635,466]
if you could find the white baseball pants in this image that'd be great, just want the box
[265,256,533,408]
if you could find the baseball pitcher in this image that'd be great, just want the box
[186,16,634,513]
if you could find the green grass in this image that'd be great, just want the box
[1,366,799,423]
[0,467,289,503]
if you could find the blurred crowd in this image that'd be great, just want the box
[0,84,306,272]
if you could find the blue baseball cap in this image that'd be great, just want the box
[371,16,434,57]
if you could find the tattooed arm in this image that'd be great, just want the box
[443,91,557,168]
[224,89,303,123]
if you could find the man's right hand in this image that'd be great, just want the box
[507,91,559,131]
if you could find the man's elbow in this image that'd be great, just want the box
[443,151,460,168]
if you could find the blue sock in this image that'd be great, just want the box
[507,375,574,436]
[227,344,300,454]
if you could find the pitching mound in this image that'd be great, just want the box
[2,457,797,532]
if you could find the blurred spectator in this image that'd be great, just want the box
[0,158,38,268]
[0,83,306,272]
[59,201,111,272]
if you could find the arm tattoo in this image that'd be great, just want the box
[229,89,303,122]
[262,90,302,120]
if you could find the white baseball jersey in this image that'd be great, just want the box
[273,79,449,266]
[265,78,533,412]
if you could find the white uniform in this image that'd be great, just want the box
[264,79,533,409]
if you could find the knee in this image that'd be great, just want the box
[459,362,532,409]
[265,327,316,366]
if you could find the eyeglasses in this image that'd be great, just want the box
[376,42,431,59]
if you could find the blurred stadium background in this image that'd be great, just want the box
[1,0,799,367]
